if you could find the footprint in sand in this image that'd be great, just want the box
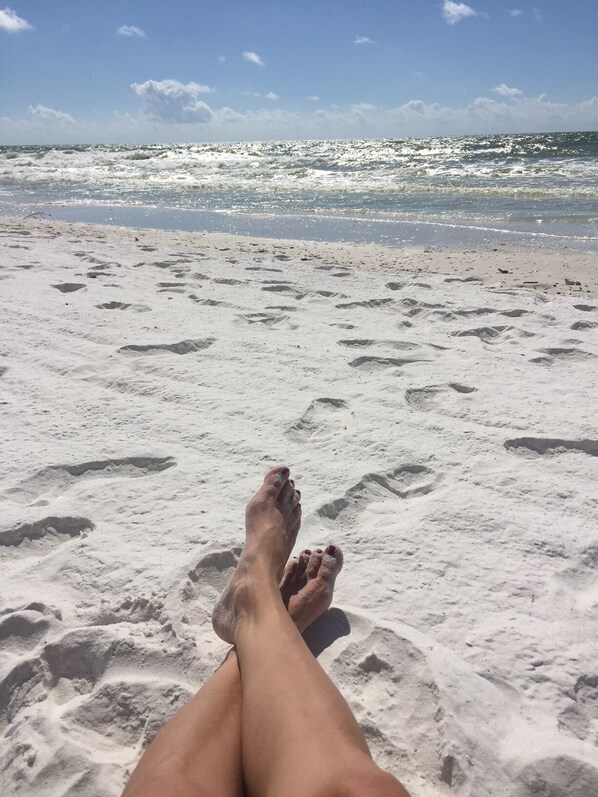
[118,338,215,355]
[73,253,114,266]
[336,298,394,310]
[348,355,431,371]
[213,277,247,286]
[52,283,86,293]
[0,455,176,504]
[453,325,534,345]
[558,673,598,746]
[96,301,150,312]
[261,284,306,299]
[396,298,446,317]
[338,338,420,352]
[189,295,231,308]
[245,266,283,273]
[63,675,192,751]
[87,271,113,280]
[530,347,595,365]
[405,382,477,412]
[571,320,598,330]
[262,284,344,301]
[514,755,598,797]
[0,624,193,782]
[0,516,94,558]
[288,398,352,442]
[504,438,598,458]
[157,281,188,293]
[237,311,290,327]
[328,624,453,783]
[86,595,165,628]
[180,548,243,628]
[317,464,441,524]
[0,603,61,655]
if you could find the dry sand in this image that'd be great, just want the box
[1,217,597,797]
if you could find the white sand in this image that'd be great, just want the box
[1,217,597,797]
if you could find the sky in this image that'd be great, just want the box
[1,0,597,144]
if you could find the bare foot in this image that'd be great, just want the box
[212,466,302,643]
[279,545,344,633]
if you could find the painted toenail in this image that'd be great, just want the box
[326,545,336,556]
[316,548,323,554]
[280,467,290,477]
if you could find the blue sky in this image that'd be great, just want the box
[1,1,596,143]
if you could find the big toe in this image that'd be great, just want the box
[318,544,344,582]
[260,465,290,499]
[306,544,343,581]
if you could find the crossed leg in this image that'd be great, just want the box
[213,466,410,797]
[123,466,410,797]
[123,539,345,793]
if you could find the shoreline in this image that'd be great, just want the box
[2,215,597,297]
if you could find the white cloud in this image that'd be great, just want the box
[0,6,32,32]
[307,96,319,102]
[117,25,146,38]
[493,83,523,98]
[442,1,477,25]
[354,36,374,45]
[4,90,598,144]
[533,7,543,21]
[131,79,213,123]
[510,8,522,17]
[29,104,75,124]
[243,51,265,67]
[242,91,280,101]
[218,55,226,63]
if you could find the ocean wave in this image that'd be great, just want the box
[2,133,597,225]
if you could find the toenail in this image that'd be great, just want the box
[280,467,290,478]
[316,548,323,554]
[303,549,311,556]
[326,545,336,556]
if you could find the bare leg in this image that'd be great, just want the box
[122,647,243,797]
[123,499,343,797]
[214,466,410,797]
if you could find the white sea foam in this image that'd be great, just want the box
[1,134,597,244]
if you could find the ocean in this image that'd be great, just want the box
[1,131,597,250]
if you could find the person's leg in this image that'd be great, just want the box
[213,466,410,797]
[121,647,243,797]
[123,522,342,797]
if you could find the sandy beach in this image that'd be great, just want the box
[1,216,597,796]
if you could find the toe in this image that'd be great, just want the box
[279,558,298,604]
[306,548,324,580]
[319,544,344,580]
[291,549,310,590]
[291,488,301,508]
[297,549,311,577]
[262,465,290,499]
[279,557,297,589]
[290,503,302,532]
[279,478,295,509]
